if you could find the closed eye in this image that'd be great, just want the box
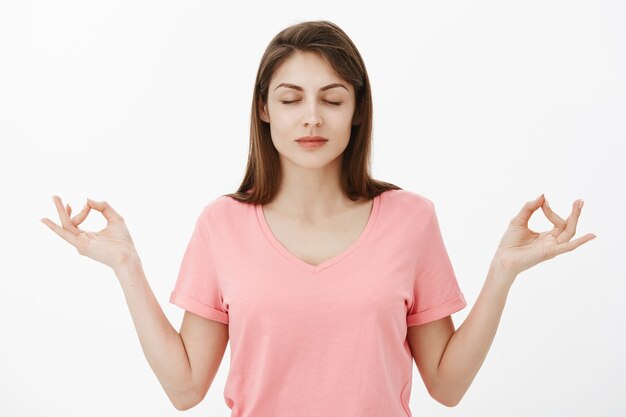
[281,100,342,106]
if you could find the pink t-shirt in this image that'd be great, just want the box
[170,188,467,416]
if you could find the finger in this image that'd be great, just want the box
[86,198,123,223]
[552,232,596,257]
[52,195,80,235]
[40,217,80,247]
[540,197,567,238]
[70,201,91,227]
[511,194,545,227]
[556,199,583,245]
[65,203,84,231]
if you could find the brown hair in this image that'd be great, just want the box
[223,20,402,204]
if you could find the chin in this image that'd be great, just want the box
[280,152,343,170]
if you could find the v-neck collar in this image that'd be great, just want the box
[256,191,383,274]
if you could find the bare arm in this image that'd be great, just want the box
[115,259,228,410]
[42,196,228,410]
[408,261,514,407]
[433,262,513,406]
[408,195,593,407]
[114,259,196,409]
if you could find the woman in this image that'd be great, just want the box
[41,20,595,416]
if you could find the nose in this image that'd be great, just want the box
[304,119,321,127]
[303,102,322,127]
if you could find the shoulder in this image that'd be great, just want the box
[383,188,435,217]
[197,194,254,223]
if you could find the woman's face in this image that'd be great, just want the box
[259,51,357,170]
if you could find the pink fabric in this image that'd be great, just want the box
[170,188,466,416]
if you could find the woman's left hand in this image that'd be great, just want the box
[493,194,596,277]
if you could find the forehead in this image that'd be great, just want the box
[270,51,352,94]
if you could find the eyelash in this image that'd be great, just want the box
[280,100,342,106]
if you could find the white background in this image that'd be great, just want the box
[1,0,624,416]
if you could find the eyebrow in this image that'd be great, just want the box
[274,82,349,92]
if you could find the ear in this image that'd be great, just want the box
[259,98,270,123]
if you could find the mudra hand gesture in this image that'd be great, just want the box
[41,195,139,272]
[493,194,596,278]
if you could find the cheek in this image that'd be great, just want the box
[267,105,354,131]
[267,109,293,127]
[268,118,292,138]
[322,109,353,128]
[268,122,294,148]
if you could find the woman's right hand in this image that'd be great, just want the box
[41,195,140,272]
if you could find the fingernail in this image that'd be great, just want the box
[545,199,550,209]
[538,193,544,200]
[580,199,584,209]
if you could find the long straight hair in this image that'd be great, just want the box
[224,20,402,204]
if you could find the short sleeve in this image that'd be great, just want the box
[407,205,467,327]
[170,206,229,324]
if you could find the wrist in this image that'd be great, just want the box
[488,254,518,288]
[114,254,143,280]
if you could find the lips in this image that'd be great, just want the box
[295,136,328,142]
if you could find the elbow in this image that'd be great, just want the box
[172,400,194,412]
[435,394,461,408]
[428,384,464,408]
[169,388,202,411]
[172,402,191,412]
[171,397,198,412]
